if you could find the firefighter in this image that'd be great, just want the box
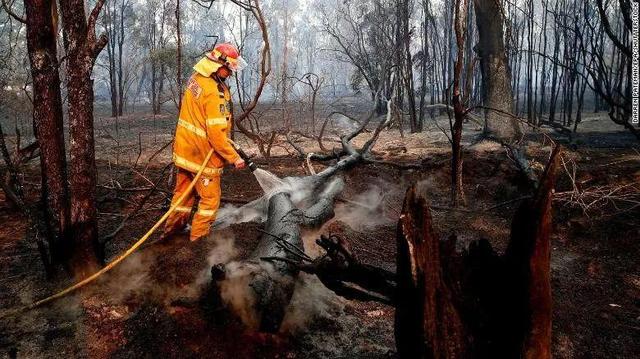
[163,43,248,241]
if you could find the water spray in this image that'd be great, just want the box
[227,139,290,194]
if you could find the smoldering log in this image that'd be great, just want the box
[210,174,346,332]
[295,234,396,305]
[209,107,394,333]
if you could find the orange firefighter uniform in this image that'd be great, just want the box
[164,55,241,241]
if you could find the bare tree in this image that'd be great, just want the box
[473,0,522,142]
[59,0,109,273]
[22,0,70,272]
[227,0,276,157]
[450,0,469,207]
[397,0,419,132]
[582,0,636,138]
[290,72,324,134]
[320,1,399,113]
[102,0,131,118]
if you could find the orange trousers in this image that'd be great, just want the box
[164,169,221,241]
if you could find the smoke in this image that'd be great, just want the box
[212,174,321,230]
[192,232,239,289]
[329,114,360,135]
[334,183,398,231]
[416,177,439,195]
[205,233,238,266]
[216,261,261,330]
[209,256,347,337]
[103,250,154,303]
[279,273,346,334]
[101,232,239,305]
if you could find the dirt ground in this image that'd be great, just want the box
[0,110,639,358]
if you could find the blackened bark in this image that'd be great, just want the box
[296,234,396,304]
[451,99,464,207]
[473,0,522,142]
[451,0,467,207]
[24,0,71,265]
[393,146,560,358]
[503,146,558,358]
[399,0,419,133]
[395,187,467,358]
[59,0,108,274]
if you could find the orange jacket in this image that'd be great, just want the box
[172,72,240,176]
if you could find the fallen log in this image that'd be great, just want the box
[209,112,392,332]
[210,177,344,332]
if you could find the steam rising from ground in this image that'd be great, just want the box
[334,184,398,231]
[209,174,401,332]
[103,250,154,303]
[216,261,261,329]
[100,169,398,324]
[213,172,317,230]
[102,233,238,305]
[280,273,346,334]
[205,234,238,266]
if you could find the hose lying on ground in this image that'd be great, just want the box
[26,149,215,310]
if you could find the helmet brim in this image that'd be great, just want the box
[228,56,248,72]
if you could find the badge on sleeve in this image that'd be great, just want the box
[187,77,202,99]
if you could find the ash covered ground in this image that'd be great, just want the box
[1,111,639,358]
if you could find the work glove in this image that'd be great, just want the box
[234,158,246,169]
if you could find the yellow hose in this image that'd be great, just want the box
[27,149,215,309]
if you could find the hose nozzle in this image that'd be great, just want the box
[229,139,257,172]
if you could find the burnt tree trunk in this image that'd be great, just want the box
[450,0,467,207]
[59,0,108,273]
[395,186,467,358]
[395,146,559,358]
[24,0,71,269]
[473,0,522,142]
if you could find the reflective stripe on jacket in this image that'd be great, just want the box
[172,72,240,176]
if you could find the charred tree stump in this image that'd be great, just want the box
[394,146,560,358]
[301,146,560,356]
[395,186,467,358]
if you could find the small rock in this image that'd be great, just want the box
[110,309,123,319]
[366,309,385,317]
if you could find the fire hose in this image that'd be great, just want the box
[26,149,216,310]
